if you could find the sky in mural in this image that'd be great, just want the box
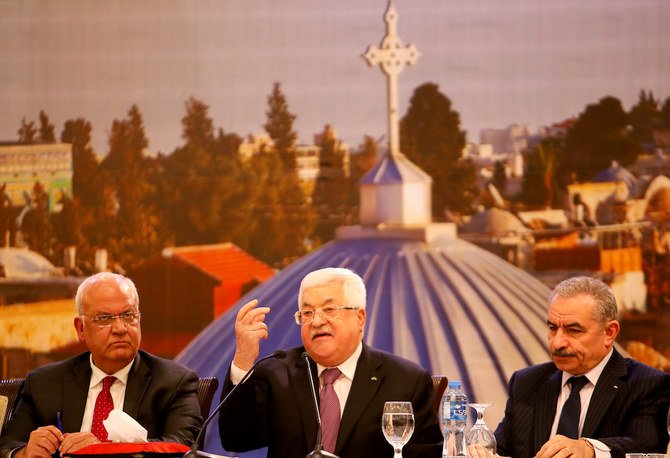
[1,0,669,154]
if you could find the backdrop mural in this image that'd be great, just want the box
[1,1,669,456]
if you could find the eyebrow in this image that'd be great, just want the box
[547,320,584,329]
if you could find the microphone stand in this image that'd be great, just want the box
[184,350,287,458]
[303,352,339,458]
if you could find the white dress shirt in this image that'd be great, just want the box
[79,355,133,433]
[550,348,613,458]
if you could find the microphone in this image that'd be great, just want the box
[184,350,288,458]
[302,351,339,458]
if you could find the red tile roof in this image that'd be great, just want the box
[165,243,274,284]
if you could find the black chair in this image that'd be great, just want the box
[431,375,448,415]
[0,378,25,435]
[195,376,219,448]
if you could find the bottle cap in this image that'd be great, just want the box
[448,381,461,388]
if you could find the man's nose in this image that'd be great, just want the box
[311,310,327,326]
[111,317,128,333]
[552,328,568,348]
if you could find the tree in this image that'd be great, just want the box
[348,135,379,207]
[400,82,475,215]
[18,118,37,143]
[20,181,51,257]
[264,82,298,169]
[61,118,99,205]
[628,90,661,146]
[492,160,507,196]
[244,84,315,266]
[161,97,248,246]
[96,105,165,269]
[564,96,640,180]
[312,125,351,242]
[521,138,563,208]
[38,110,56,143]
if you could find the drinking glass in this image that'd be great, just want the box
[382,401,415,457]
[465,403,497,454]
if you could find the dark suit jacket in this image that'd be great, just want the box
[494,349,670,458]
[218,344,443,458]
[0,350,202,456]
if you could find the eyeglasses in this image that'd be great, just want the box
[83,311,141,327]
[294,306,358,325]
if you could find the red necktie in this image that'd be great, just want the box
[319,368,341,453]
[91,376,116,442]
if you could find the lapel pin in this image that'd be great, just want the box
[371,376,378,381]
[613,385,618,389]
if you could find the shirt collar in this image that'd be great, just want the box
[317,341,363,381]
[561,347,613,387]
[88,353,134,388]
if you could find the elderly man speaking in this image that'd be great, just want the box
[218,267,443,457]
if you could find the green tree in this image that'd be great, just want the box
[246,85,315,266]
[628,90,661,146]
[400,82,474,215]
[162,97,248,245]
[492,160,507,196]
[18,118,37,143]
[96,105,165,269]
[38,110,56,143]
[312,125,351,242]
[348,135,379,207]
[61,118,99,206]
[564,95,640,180]
[661,96,670,123]
[264,82,298,169]
[21,181,51,257]
[521,138,563,208]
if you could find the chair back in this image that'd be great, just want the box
[0,378,25,435]
[195,376,219,449]
[431,375,448,415]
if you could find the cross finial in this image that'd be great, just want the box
[363,0,421,156]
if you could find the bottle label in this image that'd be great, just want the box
[450,400,466,422]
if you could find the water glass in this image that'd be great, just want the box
[382,401,415,457]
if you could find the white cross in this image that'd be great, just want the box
[362,0,421,157]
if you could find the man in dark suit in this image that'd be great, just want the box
[218,267,443,457]
[492,276,670,458]
[0,272,202,458]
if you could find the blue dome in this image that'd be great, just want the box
[176,226,552,456]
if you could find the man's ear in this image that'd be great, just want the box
[603,319,620,347]
[74,316,85,343]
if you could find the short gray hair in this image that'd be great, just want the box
[75,272,139,315]
[298,267,366,310]
[549,276,618,325]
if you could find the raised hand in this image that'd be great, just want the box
[232,299,271,371]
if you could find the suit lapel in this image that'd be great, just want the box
[123,353,150,418]
[290,350,320,452]
[336,345,384,452]
[63,354,92,432]
[534,370,561,451]
[582,350,626,437]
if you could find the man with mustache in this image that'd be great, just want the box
[0,272,202,458]
[218,267,443,457]
[492,276,670,458]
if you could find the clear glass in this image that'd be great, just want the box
[465,403,497,454]
[382,401,415,458]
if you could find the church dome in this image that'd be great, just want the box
[177,225,552,455]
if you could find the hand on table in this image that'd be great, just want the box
[59,432,100,455]
[535,435,594,458]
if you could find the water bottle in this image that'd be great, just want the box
[441,380,467,457]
